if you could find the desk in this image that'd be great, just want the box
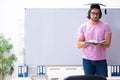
[13,77,31,80]
[107,77,120,80]
[14,77,120,80]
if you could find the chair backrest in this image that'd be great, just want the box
[64,75,107,80]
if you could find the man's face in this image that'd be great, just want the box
[90,8,100,21]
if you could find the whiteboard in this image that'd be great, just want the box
[25,8,120,65]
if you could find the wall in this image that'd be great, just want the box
[0,0,120,79]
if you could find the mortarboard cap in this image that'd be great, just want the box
[85,3,107,14]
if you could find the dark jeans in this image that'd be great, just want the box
[83,58,108,77]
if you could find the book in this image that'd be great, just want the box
[85,40,105,45]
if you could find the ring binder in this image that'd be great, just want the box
[37,65,46,75]
[18,65,29,77]
[23,64,28,77]
[111,65,120,76]
[18,66,23,77]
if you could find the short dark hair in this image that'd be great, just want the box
[87,8,102,19]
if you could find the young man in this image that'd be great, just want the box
[77,3,112,77]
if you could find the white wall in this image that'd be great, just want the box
[0,0,120,79]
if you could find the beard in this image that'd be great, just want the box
[91,17,99,22]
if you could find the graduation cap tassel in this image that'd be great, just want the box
[105,9,107,15]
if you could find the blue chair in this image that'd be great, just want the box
[64,75,107,80]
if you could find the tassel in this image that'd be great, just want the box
[105,9,107,15]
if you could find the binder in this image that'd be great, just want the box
[37,65,46,75]
[111,65,120,76]
[116,65,120,76]
[18,66,23,77]
[111,65,115,76]
[23,65,28,77]
[42,66,46,75]
[40,66,43,75]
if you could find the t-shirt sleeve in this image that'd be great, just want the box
[77,24,85,35]
[105,24,112,34]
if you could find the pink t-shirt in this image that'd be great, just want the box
[78,21,112,60]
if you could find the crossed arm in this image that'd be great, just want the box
[77,33,112,48]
